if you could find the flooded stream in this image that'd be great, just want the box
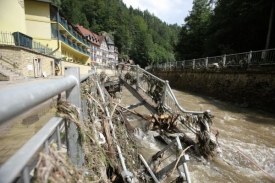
[121,87,275,183]
[1,81,274,182]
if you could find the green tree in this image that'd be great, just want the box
[175,0,212,60]
[204,0,274,55]
[57,0,180,67]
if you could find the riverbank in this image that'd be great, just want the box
[152,70,275,114]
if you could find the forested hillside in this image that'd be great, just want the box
[52,0,181,67]
[52,0,274,66]
[175,0,275,60]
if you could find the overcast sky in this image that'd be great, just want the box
[122,0,193,25]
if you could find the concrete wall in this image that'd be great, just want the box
[0,45,54,77]
[153,71,275,113]
[0,0,26,33]
[61,61,91,75]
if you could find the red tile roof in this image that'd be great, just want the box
[75,25,100,46]
[97,35,105,44]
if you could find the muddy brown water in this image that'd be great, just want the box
[1,83,274,182]
[121,87,275,183]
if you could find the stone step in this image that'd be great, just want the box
[9,75,25,81]
[0,71,20,76]
[0,76,9,81]
[0,68,24,81]
[0,69,13,73]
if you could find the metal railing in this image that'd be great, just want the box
[115,63,204,115]
[146,48,275,71]
[57,15,89,47]
[59,34,89,55]
[0,66,132,183]
[0,67,96,183]
[0,31,61,59]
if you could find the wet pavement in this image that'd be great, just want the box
[0,76,64,164]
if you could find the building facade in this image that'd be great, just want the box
[76,25,119,65]
[0,0,91,79]
[0,0,118,80]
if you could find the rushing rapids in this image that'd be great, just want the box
[121,87,275,183]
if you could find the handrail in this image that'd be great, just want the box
[0,117,64,183]
[0,75,76,124]
[0,72,95,125]
[0,68,96,183]
[165,84,204,114]
[113,63,206,115]
[140,67,165,83]
[0,54,19,68]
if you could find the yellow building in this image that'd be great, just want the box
[24,0,90,65]
[0,0,91,73]
[0,0,26,33]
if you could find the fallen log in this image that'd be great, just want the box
[102,118,116,159]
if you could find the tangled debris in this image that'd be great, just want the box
[33,69,220,183]
[181,111,219,158]
[33,74,144,183]
[122,106,219,159]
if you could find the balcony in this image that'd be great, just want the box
[59,34,89,55]
[57,15,89,47]
[0,31,61,58]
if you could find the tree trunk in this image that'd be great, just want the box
[265,1,274,49]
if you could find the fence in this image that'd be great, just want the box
[0,31,61,59]
[0,67,95,183]
[145,48,275,71]
[115,63,205,116]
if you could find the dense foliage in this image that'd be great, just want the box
[52,0,274,66]
[175,0,275,60]
[52,0,180,68]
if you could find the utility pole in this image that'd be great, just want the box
[265,1,274,49]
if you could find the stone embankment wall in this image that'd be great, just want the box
[61,61,91,75]
[152,70,275,113]
[0,45,54,77]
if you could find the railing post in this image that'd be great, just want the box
[223,54,226,67]
[57,124,61,150]
[192,59,195,69]
[17,32,21,46]
[136,65,140,91]
[248,50,252,64]
[205,57,208,68]
[176,137,191,183]
[64,66,84,168]
[23,166,30,183]
[162,80,169,106]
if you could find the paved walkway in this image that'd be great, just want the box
[0,69,116,165]
[0,76,63,90]
[0,76,63,165]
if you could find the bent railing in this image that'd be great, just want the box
[0,67,95,183]
[114,63,204,116]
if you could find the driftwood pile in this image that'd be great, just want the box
[126,108,219,159]
[33,75,144,183]
[32,71,220,183]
